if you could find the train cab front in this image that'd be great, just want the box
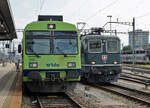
[81,36,122,83]
[22,64,81,92]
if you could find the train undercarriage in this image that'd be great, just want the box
[82,66,121,83]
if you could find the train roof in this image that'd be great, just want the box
[24,21,77,31]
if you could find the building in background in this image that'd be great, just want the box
[129,29,149,50]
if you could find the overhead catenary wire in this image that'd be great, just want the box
[85,0,119,21]
[135,11,150,19]
[134,0,150,19]
[39,0,46,15]
[135,0,145,9]
[71,0,88,15]
[134,11,150,30]
[58,0,89,21]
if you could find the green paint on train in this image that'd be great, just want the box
[22,18,81,92]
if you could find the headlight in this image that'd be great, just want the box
[114,61,118,64]
[91,61,96,65]
[29,62,38,68]
[67,62,76,67]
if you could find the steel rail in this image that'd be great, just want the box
[123,64,150,70]
[65,93,83,108]
[120,74,149,82]
[121,72,150,91]
[93,83,150,106]
[123,66,149,71]
[123,67,150,74]
[121,72,150,80]
[37,96,44,108]
[119,77,147,85]
[35,94,81,108]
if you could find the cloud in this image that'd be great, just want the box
[10,0,150,44]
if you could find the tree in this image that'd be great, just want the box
[122,45,132,51]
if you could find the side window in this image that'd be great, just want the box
[107,40,118,53]
[88,40,102,53]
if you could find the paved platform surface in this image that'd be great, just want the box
[9,66,22,108]
[0,63,17,108]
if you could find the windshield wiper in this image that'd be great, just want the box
[28,47,40,57]
[69,40,76,47]
[56,47,67,57]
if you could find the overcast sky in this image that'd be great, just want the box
[9,0,150,46]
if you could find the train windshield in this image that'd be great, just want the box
[25,31,78,55]
[26,31,50,54]
[88,40,102,53]
[53,31,78,54]
[54,38,77,54]
[107,40,118,53]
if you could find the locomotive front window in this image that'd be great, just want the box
[25,31,78,55]
[53,38,78,54]
[26,31,51,54]
[26,39,50,54]
[107,40,118,53]
[88,41,102,53]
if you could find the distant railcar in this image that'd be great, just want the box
[81,33,122,83]
[122,50,150,64]
[21,16,81,92]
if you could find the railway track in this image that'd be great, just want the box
[123,66,150,74]
[120,72,150,88]
[121,72,150,80]
[32,93,81,108]
[93,83,150,106]
[119,76,148,85]
[123,64,150,70]
[120,72,150,83]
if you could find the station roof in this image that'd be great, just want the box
[0,0,17,40]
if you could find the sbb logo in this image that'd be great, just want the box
[102,55,107,62]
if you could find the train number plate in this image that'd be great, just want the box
[46,72,60,79]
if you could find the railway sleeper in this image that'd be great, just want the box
[144,80,150,89]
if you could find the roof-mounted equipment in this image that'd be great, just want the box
[38,15,63,21]
[91,27,104,35]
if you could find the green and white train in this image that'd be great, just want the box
[20,16,81,92]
